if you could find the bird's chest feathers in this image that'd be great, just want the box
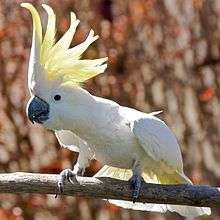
[64,102,141,168]
[75,116,128,147]
[74,116,139,168]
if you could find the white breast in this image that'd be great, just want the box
[85,116,145,169]
[66,95,149,169]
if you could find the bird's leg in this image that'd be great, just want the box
[128,161,144,203]
[57,162,84,196]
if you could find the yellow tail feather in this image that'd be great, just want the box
[94,165,211,217]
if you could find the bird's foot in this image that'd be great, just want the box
[129,174,144,203]
[55,168,76,198]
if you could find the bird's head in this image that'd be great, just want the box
[21,3,107,130]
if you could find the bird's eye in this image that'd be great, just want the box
[54,94,61,101]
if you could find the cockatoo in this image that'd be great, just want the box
[21,3,211,217]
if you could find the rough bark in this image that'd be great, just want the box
[0,172,219,207]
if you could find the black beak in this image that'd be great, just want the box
[27,96,50,124]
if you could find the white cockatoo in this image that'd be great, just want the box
[21,3,211,217]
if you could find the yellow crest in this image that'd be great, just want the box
[21,3,107,84]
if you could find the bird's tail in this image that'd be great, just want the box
[94,165,211,217]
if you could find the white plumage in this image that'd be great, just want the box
[52,93,211,217]
[22,3,211,217]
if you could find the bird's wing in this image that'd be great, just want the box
[55,130,81,152]
[131,115,183,172]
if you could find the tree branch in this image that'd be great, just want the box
[0,172,219,207]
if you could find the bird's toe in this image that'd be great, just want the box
[56,168,76,197]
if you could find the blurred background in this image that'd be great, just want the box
[0,0,219,219]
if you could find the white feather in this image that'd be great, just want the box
[55,130,80,152]
[131,115,184,172]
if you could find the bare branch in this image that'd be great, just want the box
[0,172,219,207]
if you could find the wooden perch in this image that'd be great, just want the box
[0,172,219,207]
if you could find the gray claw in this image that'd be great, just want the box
[129,174,144,203]
[56,168,76,196]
